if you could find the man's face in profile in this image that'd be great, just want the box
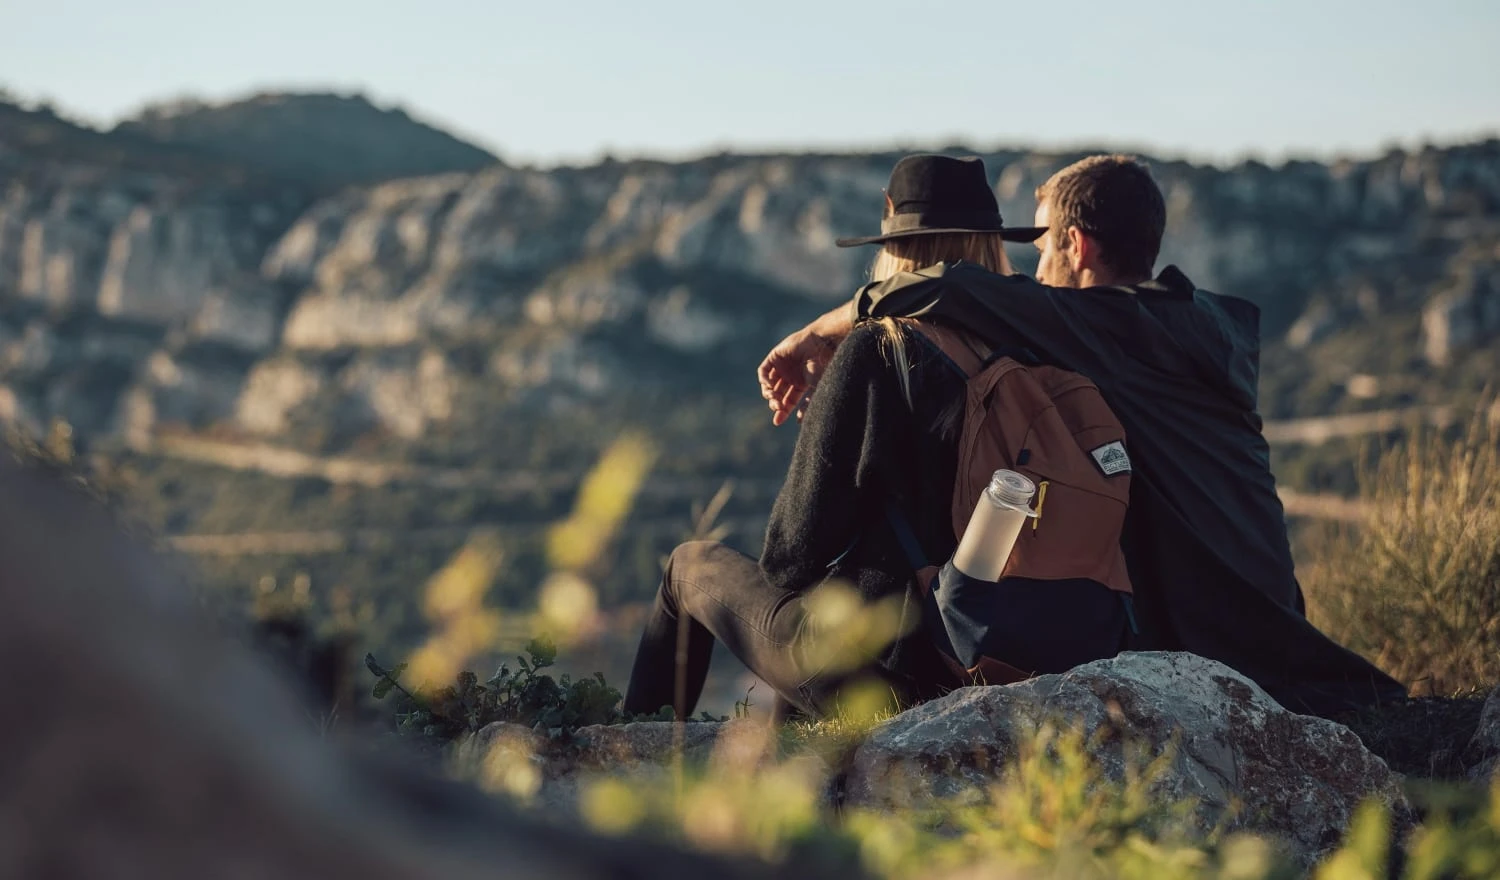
[1032,199,1080,289]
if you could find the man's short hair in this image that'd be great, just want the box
[1035,155,1165,280]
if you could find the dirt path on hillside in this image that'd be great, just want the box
[137,408,1420,558]
[1260,405,1457,444]
[129,434,766,500]
[137,404,1452,496]
[163,489,1363,557]
[166,515,770,556]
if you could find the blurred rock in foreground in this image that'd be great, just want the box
[0,456,785,880]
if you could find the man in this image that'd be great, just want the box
[760,155,1404,716]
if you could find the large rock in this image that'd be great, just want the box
[455,653,1404,867]
[846,652,1405,865]
[1422,244,1500,366]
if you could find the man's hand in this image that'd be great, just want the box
[757,305,854,426]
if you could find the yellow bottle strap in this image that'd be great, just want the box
[1032,480,1050,531]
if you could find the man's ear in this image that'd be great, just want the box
[1065,225,1090,270]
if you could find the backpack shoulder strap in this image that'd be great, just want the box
[883,500,928,571]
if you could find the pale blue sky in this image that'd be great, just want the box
[3,0,1497,166]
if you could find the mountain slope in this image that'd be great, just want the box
[0,97,270,183]
[115,92,502,187]
[4,99,1499,648]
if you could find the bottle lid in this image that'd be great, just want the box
[988,469,1037,508]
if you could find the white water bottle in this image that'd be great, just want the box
[951,470,1038,581]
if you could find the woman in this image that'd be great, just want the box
[623,154,1105,720]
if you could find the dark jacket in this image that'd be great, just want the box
[854,260,1406,716]
[758,321,961,699]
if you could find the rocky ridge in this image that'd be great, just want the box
[4,113,1498,454]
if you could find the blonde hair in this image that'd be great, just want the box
[868,231,1013,284]
[869,232,1013,407]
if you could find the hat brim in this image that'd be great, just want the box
[835,226,1046,248]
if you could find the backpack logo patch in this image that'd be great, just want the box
[1090,440,1131,476]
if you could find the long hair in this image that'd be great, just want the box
[868,232,1012,285]
[869,233,1012,410]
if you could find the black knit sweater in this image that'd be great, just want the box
[758,321,963,696]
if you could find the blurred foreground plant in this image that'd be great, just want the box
[405,530,506,686]
[848,723,1287,880]
[539,431,657,645]
[566,723,1500,879]
[568,718,1305,880]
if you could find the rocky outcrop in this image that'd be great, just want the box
[1423,240,1500,366]
[0,174,295,321]
[4,121,1500,455]
[846,653,1404,865]
[463,653,1402,868]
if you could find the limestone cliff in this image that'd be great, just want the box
[5,100,1498,455]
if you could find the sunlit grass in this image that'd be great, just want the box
[1302,403,1500,695]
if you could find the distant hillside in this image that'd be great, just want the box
[5,86,1499,654]
[0,97,268,183]
[114,92,502,187]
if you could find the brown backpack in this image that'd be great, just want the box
[891,318,1134,685]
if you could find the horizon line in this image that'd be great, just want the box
[6,81,1498,176]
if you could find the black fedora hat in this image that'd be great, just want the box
[835,154,1046,248]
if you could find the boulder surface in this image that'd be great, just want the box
[846,652,1406,864]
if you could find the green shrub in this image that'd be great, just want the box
[367,637,625,739]
[365,636,723,743]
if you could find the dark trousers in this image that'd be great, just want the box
[623,541,860,719]
[622,541,1130,720]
